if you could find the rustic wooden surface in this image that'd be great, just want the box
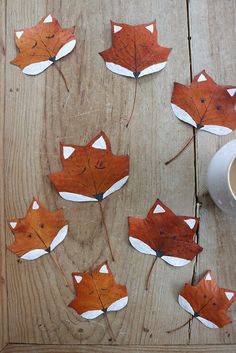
[1,0,235,352]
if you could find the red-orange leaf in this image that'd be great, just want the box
[69,261,128,319]
[7,198,68,260]
[11,13,76,75]
[100,20,172,78]
[171,70,236,135]
[178,271,236,329]
[129,199,202,266]
[49,131,129,203]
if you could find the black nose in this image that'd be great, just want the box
[196,123,204,129]
[94,193,104,202]
[193,312,199,318]
[49,56,56,62]
[45,247,51,253]
[156,249,164,258]
[133,72,140,78]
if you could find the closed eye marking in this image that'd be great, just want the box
[46,34,55,39]
[32,40,37,48]
[78,167,86,175]
[95,161,105,170]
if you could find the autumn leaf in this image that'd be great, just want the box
[49,131,129,261]
[128,199,202,289]
[8,198,68,260]
[10,14,76,91]
[168,271,236,333]
[100,20,172,127]
[166,71,236,164]
[69,261,128,341]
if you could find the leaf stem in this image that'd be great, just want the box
[165,134,194,165]
[166,317,193,334]
[145,256,158,290]
[104,311,116,342]
[98,202,115,262]
[53,62,70,92]
[50,252,73,292]
[125,78,138,128]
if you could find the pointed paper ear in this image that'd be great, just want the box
[15,30,24,39]
[43,14,53,23]
[184,218,197,229]
[204,271,212,281]
[89,132,111,151]
[8,220,18,230]
[145,20,156,33]
[32,200,40,210]
[74,274,83,284]
[111,21,123,33]
[227,88,236,97]
[149,199,173,216]
[224,291,234,301]
[99,263,109,273]
[62,146,75,159]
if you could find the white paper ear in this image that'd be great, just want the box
[99,264,109,273]
[114,25,122,33]
[205,273,212,281]
[153,204,165,214]
[184,219,196,229]
[145,24,154,33]
[63,146,75,159]
[227,88,236,97]
[92,136,107,150]
[74,275,82,283]
[32,201,39,210]
[10,222,17,229]
[225,292,234,300]
[197,74,207,82]
[43,14,53,23]
[16,31,24,39]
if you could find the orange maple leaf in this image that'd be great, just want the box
[168,271,236,333]
[128,199,202,289]
[100,20,172,78]
[69,261,128,317]
[171,70,236,135]
[8,198,68,260]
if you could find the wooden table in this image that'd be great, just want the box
[0,1,235,352]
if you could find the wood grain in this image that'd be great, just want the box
[3,344,236,353]
[4,0,195,345]
[188,0,236,344]
[0,0,8,351]
[2,0,236,349]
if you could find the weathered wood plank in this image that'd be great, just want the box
[3,344,236,353]
[5,0,194,345]
[189,0,236,344]
[0,0,8,351]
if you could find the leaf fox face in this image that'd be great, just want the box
[8,198,68,260]
[49,131,129,202]
[11,14,76,75]
[128,199,202,266]
[179,271,236,328]
[69,262,128,319]
[171,70,236,135]
[100,20,172,78]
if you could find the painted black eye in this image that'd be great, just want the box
[212,302,216,306]
[200,98,205,103]
[216,105,222,111]
[204,295,207,298]
[172,235,177,240]
[40,224,44,229]
[27,233,32,238]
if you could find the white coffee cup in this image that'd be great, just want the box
[207,139,236,216]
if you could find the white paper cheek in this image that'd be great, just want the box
[23,60,53,75]
[55,39,76,60]
[129,236,156,256]
[139,62,167,77]
[21,249,48,260]
[171,103,197,128]
[103,175,129,199]
[81,310,104,320]
[107,296,128,312]
[50,224,69,251]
